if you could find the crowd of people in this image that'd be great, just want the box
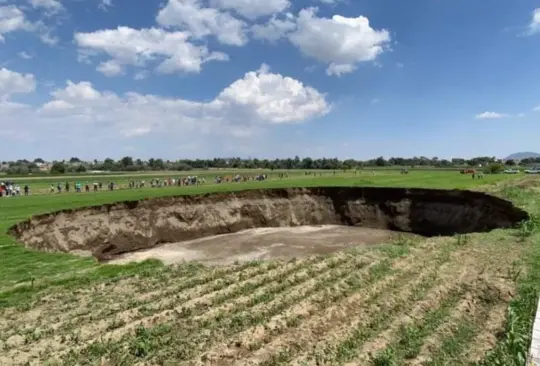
[49,181,116,194]
[128,176,206,188]
[0,173,278,198]
[0,181,29,196]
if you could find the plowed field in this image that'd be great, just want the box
[0,231,524,365]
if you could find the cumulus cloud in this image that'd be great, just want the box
[28,0,64,14]
[156,0,247,46]
[527,8,540,35]
[251,13,296,42]
[0,68,36,97]
[2,65,329,150]
[250,8,391,75]
[0,5,33,41]
[74,26,229,76]
[18,51,33,59]
[0,5,60,44]
[216,63,330,124]
[98,0,113,11]
[96,60,124,77]
[288,8,391,76]
[210,0,290,20]
[76,1,390,78]
[474,111,509,119]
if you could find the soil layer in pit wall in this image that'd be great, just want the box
[108,225,399,266]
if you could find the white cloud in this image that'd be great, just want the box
[98,0,112,11]
[216,63,330,124]
[0,5,32,41]
[18,51,33,59]
[287,8,391,76]
[156,0,247,46]
[96,60,124,77]
[0,68,36,97]
[2,65,328,149]
[527,8,540,35]
[210,0,290,20]
[326,63,355,76]
[474,111,509,119]
[134,70,149,80]
[74,26,229,76]
[370,98,380,105]
[40,32,59,45]
[251,13,296,41]
[533,105,540,111]
[0,5,59,44]
[28,0,63,13]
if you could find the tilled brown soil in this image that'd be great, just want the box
[0,232,524,366]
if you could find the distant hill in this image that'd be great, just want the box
[504,152,540,161]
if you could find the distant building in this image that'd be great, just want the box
[36,162,52,172]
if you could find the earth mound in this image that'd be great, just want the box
[9,187,528,261]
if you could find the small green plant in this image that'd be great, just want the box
[477,307,530,366]
[129,325,152,358]
[395,234,410,246]
[507,260,524,282]
[371,347,397,366]
[516,215,540,242]
[455,234,470,246]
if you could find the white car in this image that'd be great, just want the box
[524,167,540,174]
[504,169,520,174]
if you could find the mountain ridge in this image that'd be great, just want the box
[504,152,540,161]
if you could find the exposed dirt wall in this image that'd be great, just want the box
[9,187,529,261]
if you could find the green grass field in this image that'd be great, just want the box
[0,170,538,365]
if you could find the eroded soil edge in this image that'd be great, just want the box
[9,187,528,261]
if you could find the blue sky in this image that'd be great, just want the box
[0,0,539,161]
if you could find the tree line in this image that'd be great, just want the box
[2,155,539,175]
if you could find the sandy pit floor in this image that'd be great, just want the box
[109,225,396,265]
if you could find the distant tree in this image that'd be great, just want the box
[505,159,516,166]
[153,159,165,170]
[120,156,134,168]
[75,164,87,173]
[27,163,38,171]
[50,161,66,174]
[103,158,115,171]
[69,157,81,163]
[175,162,193,171]
[33,158,45,163]
[375,157,387,167]
[486,163,505,174]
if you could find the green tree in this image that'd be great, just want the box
[50,161,66,174]
[375,156,387,167]
[486,163,505,174]
[120,156,134,168]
